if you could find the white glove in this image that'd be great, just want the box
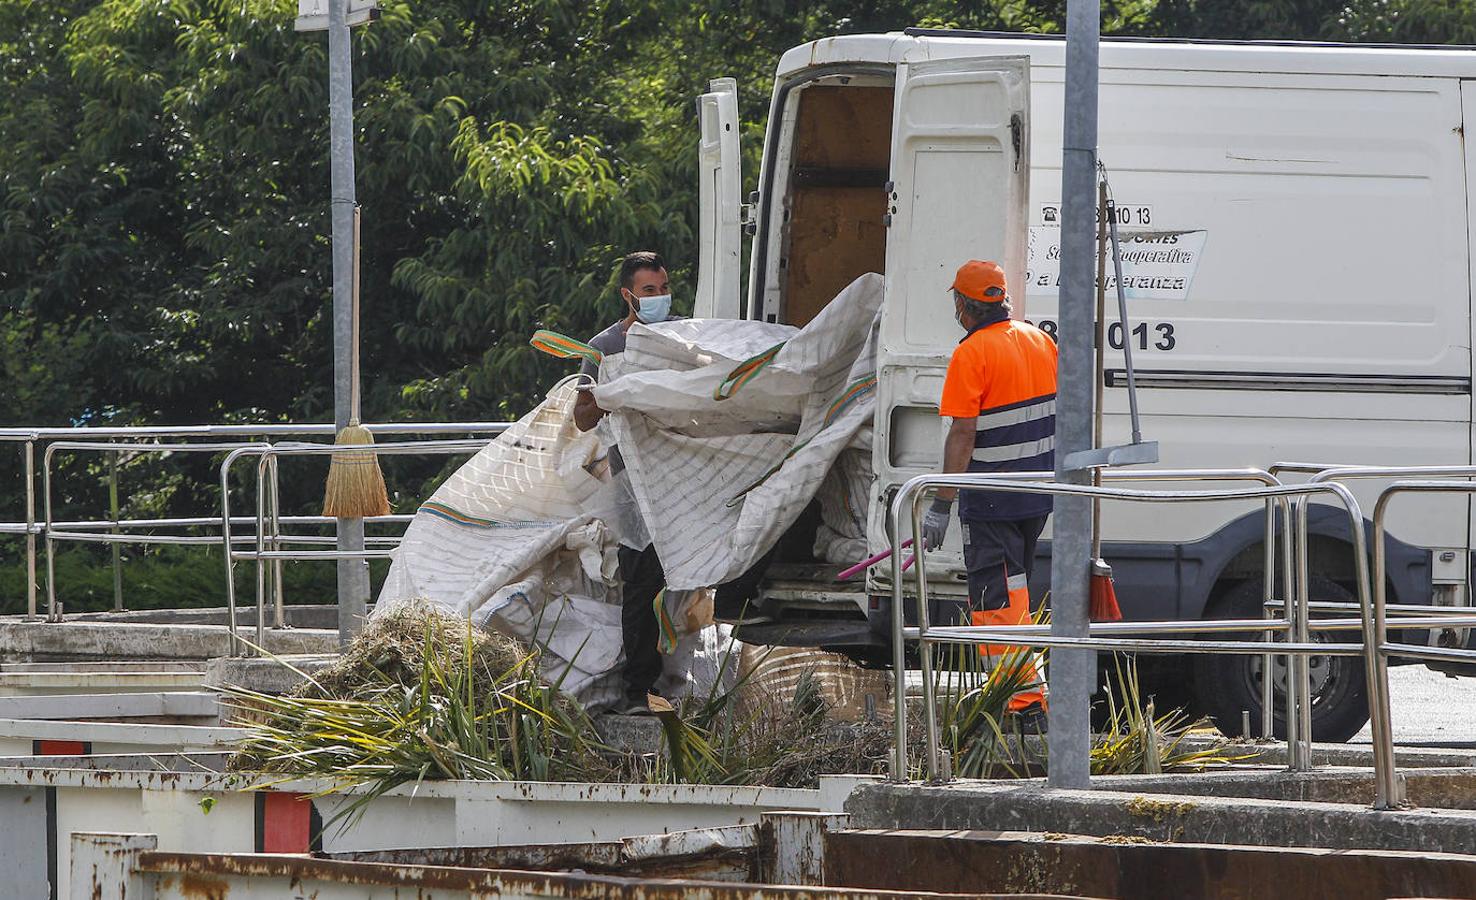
[921,498,953,551]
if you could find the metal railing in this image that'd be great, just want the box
[217,439,494,654]
[887,472,1376,795]
[1271,463,1476,805]
[4,423,509,623]
[1290,466,1476,808]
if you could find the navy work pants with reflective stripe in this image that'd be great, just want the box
[963,516,1048,711]
[963,517,1047,611]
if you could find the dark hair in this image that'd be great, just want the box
[619,251,666,290]
[955,291,1012,324]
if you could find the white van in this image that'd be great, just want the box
[690,29,1476,742]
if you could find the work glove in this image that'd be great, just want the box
[921,498,954,551]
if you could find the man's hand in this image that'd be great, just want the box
[922,498,953,551]
[573,388,606,432]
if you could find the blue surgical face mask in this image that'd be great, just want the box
[628,291,672,324]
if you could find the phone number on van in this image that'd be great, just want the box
[1026,319,1177,351]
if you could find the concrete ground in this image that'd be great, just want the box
[1353,665,1476,747]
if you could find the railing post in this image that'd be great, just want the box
[911,488,941,781]
[23,440,37,622]
[220,448,245,656]
[1368,494,1404,808]
[1260,497,1277,738]
[43,445,60,622]
[109,449,124,612]
[1279,497,1295,749]
[889,482,916,782]
[270,455,287,628]
[1290,496,1314,770]
[255,454,271,651]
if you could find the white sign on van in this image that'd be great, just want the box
[1040,202,1154,227]
[1027,225,1208,301]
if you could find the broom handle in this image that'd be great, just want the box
[351,204,362,426]
[1091,178,1108,562]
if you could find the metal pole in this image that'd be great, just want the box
[109,450,124,612]
[255,455,270,651]
[220,453,241,656]
[23,442,37,622]
[43,447,59,622]
[1291,497,1313,770]
[1104,201,1144,444]
[270,456,286,629]
[912,491,941,781]
[889,490,910,781]
[1279,497,1297,750]
[1259,499,1279,738]
[1048,0,1101,789]
[329,0,369,645]
[1092,182,1108,557]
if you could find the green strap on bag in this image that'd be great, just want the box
[530,329,603,367]
[713,341,786,400]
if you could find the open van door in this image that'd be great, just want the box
[872,56,1030,557]
[693,77,743,320]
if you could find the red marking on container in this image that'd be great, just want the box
[260,792,313,854]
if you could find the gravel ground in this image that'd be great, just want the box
[1351,664,1476,748]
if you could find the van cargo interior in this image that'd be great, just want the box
[780,83,893,326]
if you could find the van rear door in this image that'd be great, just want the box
[872,56,1030,563]
[693,77,743,320]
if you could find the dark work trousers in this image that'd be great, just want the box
[962,515,1048,611]
[618,542,666,703]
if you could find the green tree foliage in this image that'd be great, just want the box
[2,0,1473,612]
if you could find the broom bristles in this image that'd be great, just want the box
[1090,558,1123,622]
[323,423,391,518]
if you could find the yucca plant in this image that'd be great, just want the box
[930,627,1047,779]
[1090,653,1251,775]
[225,605,610,830]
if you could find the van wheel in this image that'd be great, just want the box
[1191,577,1369,743]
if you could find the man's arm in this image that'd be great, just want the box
[938,416,977,502]
[573,388,606,432]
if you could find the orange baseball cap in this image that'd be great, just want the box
[950,260,1009,303]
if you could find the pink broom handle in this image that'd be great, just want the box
[839,539,915,581]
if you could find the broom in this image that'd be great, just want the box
[1090,180,1122,623]
[323,205,391,519]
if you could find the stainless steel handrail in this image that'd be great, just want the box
[218,439,495,654]
[879,467,1290,766]
[1297,464,1476,806]
[42,440,270,623]
[887,473,1373,793]
[7,422,510,625]
[1367,475,1476,809]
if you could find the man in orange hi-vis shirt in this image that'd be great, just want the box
[920,260,1057,732]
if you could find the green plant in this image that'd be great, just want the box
[931,633,1046,778]
[1090,654,1251,775]
[225,604,609,829]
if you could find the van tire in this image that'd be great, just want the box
[1191,577,1370,743]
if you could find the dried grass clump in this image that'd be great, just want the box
[224,603,612,827]
[293,602,528,702]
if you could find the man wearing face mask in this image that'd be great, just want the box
[923,259,1057,731]
[573,250,680,713]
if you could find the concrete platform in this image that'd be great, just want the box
[59,604,346,629]
[0,617,338,662]
[845,780,1476,854]
[1096,765,1476,809]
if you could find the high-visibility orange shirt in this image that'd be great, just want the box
[940,319,1059,521]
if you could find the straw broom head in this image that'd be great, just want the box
[322,420,391,518]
